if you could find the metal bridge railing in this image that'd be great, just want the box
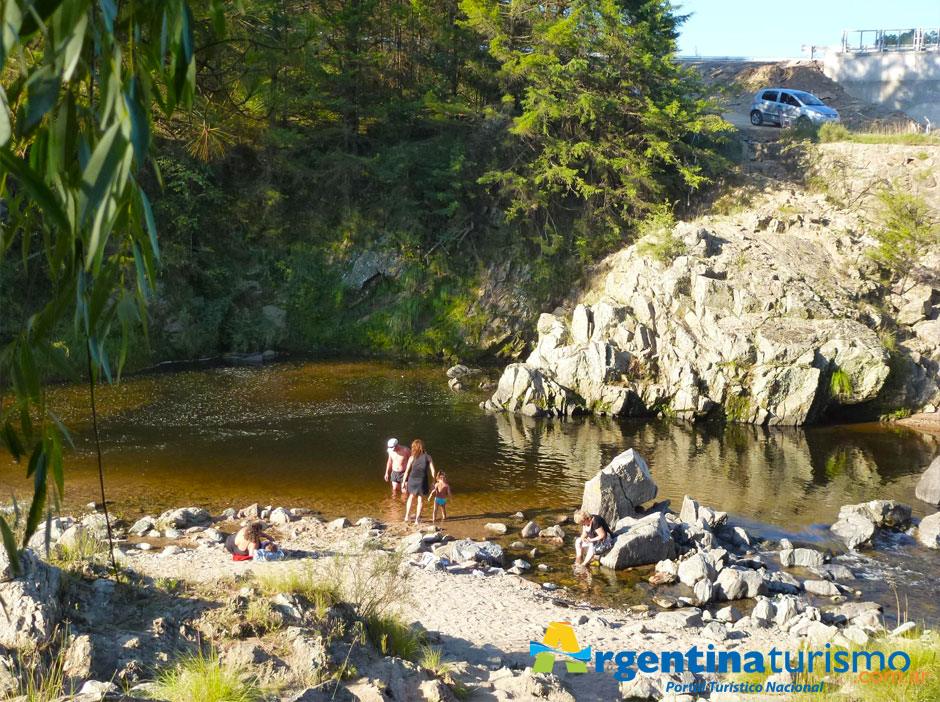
[841,28,940,53]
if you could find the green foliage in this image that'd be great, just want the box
[419,645,457,678]
[636,206,686,263]
[254,566,342,617]
[868,190,940,286]
[731,632,940,702]
[366,613,427,660]
[151,649,264,702]
[724,394,751,423]
[829,368,853,399]
[819,121,939,145]
[0,0,198,570]
[14,631,69,702]
[54,529,105,566]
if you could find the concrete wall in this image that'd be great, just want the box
[823,52,940,125]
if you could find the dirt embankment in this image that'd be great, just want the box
[689,59,915,131]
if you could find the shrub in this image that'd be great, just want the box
[151,649,263,702]
[55,529,106,566]
[254,566,341,617]
[829,368,853,399]
[636,206,685,264]
[365,614,426,661]
[818,122,851,143]
[868,190,940,288]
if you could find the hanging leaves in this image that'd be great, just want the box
[0,0,200,573]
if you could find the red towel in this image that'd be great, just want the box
[232,553,252,562]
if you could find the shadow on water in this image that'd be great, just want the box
[1,359,937,620]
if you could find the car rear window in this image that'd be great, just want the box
[760,90,778,102]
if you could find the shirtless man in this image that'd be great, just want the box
[384,438,411,497]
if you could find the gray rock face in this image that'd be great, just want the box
[0,550,61,648]
[916,457,940,505]
[916,512,940,549]
[599,513,675,570]
[485,209,940,425]
[581,448,658,525]
[481,363,578,417]
[157,507,211,528]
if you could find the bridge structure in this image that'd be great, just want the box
[824,28,940,126]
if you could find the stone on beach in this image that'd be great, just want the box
[157,507,211,528]
[830,514,876,549]
[779,547,827,568]
[580,448,658,526]
[520,521,540,539]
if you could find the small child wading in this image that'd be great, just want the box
[429,472,453,522]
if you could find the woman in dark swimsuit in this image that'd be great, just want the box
[402,438,436,525]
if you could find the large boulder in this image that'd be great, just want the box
[156,507,211,528]
[915,457,940,506]
[830,515,877,549]
[715,567,767,601]
[599,513,675,570]
[581,449,658,525]
[439,539,504,567]
[0,549,62,648]
[838,501,912,528]
[779,548,827,568]
[916,512,940,549]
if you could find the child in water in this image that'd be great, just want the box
[429,472,453,522]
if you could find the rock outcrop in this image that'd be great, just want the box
[0,549,62,648]
[916,512,940,549]
[484,174,940,425]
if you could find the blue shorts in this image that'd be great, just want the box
[435,498,447,505]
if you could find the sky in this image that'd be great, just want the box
[676,0,940,58]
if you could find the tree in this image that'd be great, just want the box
[462,0,729,260]
[0,0,198,571]
[869,189,940,292]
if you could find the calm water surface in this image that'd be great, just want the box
[2,359,938,620]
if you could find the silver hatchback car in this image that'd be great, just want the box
[749,88,840,128]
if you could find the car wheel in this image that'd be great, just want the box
[750,110,763,126]
[796,116,811,130]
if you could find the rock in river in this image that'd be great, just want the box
[581,448,658,526]
[599,513,675,570]
[916,512,940,549]
[915,456,940,506]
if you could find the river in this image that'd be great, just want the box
[1,359,938,622]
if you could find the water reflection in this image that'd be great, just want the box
[0,359,936,535]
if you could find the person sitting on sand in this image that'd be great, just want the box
[225,521,276,560]
[402,439,436,525]
[428,472,453,523]
[384,438,411,497]
[573,509,613,568]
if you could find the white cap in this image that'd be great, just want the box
[387,438,399,449]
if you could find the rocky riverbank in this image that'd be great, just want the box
[3,449,939,702]
[481,142,940,426]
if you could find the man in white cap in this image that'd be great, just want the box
[384,438,411,497]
